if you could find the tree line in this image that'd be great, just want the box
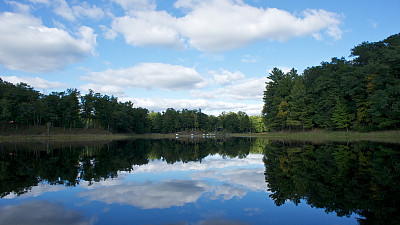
[263,33,400,131]
[0,80,266,134]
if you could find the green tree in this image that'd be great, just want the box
[238,111,251,132]
[331,98,352,132]
[262,67,294,131]
[286,77,307,130]
[81,90,95,129]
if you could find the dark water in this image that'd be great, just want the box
[0,138,399,225]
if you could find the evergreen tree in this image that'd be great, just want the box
[331,98,352,132]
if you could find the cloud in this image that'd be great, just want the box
[133,154,264,174]
[0,76,66,90]
[210,69,245,86]
[52,0,105,21]
[192,167,268,192]
[0,200,93,225]
[368,19,378,29]
[83,63,206,91]
[53,0,75,21]
[216,77,265,100]
[79,180,209,209]
[109,0,343,52]
[80,83,126,97]
[72,2,105,20]
[0,12,96,73]
[129,97,263,115]
[241,54,259,63]
[27,0,50,6]
[5,1,31,14]
[99,25,118,39]
[190,77,266,101]
[111,11,183,48]
[211,183,247,200]
[79,154,265,209]
[177,1,343,51]
[3,183,68,199]
[111,0,156,12]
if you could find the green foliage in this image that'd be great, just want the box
[263,141,400,224]
[331,98,352,131]
[263,33,400,131]
[249,115,267,133]
[0,78,258,134]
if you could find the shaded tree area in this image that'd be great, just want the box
[0,138,257,197]
[1,80,258,134]
[147,108,254,133]
[0,81,150,134]
[263,33,400,131]
[263,141,400,225]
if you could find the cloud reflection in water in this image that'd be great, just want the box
[78,154,267,209]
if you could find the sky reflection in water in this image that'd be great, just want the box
[0,140,361,225]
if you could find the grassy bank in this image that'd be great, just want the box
[0,124,131,142]
[229,130,400,143]
[0,133,135,142]
[1,125,399,143]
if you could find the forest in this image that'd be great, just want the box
[263,33,400,131]
[0,81,265,134]
[1,33,399,134]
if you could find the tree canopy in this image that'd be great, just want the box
[263,33,400,131]
[0,80,258,134]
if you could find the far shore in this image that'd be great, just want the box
[1,129,399,143]
[228,130,400,143]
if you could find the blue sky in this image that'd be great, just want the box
[0,0,399,115]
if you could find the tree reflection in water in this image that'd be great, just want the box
[263,141,400,225]
[0,138,257,197]
[1,138,398,224]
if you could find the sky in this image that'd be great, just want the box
[0,0,399,115]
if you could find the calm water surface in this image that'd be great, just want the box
[0,138,398,225]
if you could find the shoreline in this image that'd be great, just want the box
[228,130,400,143]
[1,130,399,143]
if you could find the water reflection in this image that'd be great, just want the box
[263,141,400,225]
[0,138,398,224]
[0,138,259,198]
[0,200,95,225]
[79,179,210,209]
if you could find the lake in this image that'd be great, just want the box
[0,138,399,225]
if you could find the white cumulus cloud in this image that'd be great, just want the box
[111,11,183,48]
[0,76,66,90]
[80,83,126,97]
[129,97,263,115]
[83,63,207,91]
[190,77,266,101]
[109,0,343,52]
[210,69,245,86]
[0,12,97,73]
